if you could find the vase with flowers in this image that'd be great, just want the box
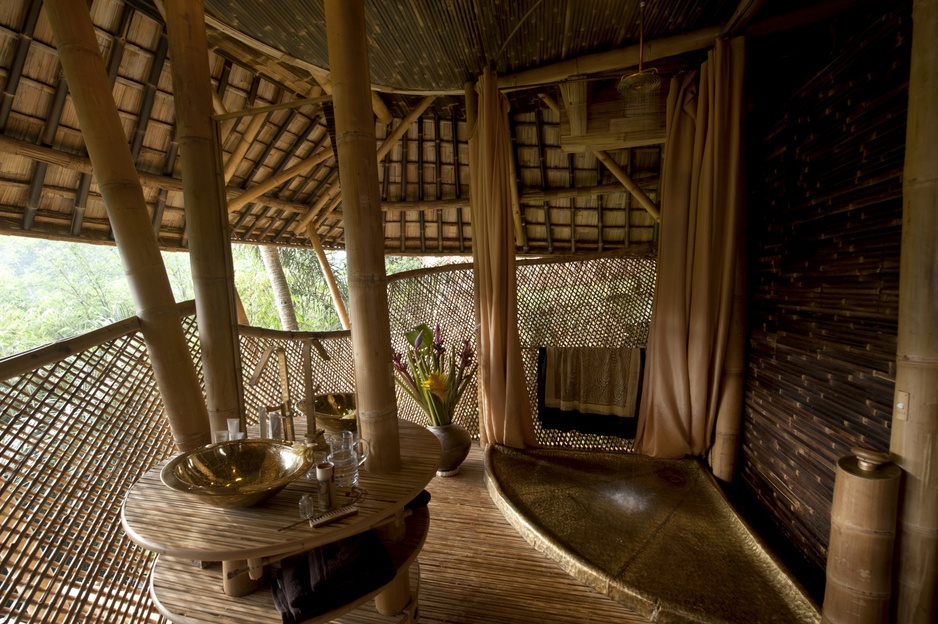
[392,323,477,476]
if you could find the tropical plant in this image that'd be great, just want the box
[391,323,477,427]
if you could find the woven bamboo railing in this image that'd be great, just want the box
[0,249,654,622]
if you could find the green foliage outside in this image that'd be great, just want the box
[0,235,426,358]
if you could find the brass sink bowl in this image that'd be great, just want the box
[160,439,312,508]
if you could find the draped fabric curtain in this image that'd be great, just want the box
[635,37,746,459]
[469,68,538,449]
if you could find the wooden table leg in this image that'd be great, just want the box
[375,566,411,615]
[222,559,266,597]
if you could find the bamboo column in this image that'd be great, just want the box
[324,0,401,474]
[890,0,938,621]
[44,0,209,450]
[163,0,244,433]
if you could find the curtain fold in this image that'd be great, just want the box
[635,37,746,459]
[469,68,538,449]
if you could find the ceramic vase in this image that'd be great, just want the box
[427,422,472,476]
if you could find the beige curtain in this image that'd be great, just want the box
[469,68,538,448]
[635,37,746,458]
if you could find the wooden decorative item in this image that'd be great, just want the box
[822,448,900,624]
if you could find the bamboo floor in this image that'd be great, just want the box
[373,443,648,624]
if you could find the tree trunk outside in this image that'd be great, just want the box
[260,246,298,331]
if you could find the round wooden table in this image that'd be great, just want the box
[121,419,440,624]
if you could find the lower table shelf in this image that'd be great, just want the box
[150,507,429,624]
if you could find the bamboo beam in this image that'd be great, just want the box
[0,134,318,218]
[305,223,350,330]
[212,89,237,143]
[377,96,436,161]
[595,151,660,221]
[722,0,767,36]
[542,91,660,221]
[325,0,401,473]
[204,12,400,120]
[294,96,436,232]
[372,92,393,126]
[521,182,629,203]
[163,0,244,434]
[381,198,469,213]
[890,0,938,621]
[223,111,266,183]
[502,88,525,248]
[213,94,333,121]
[0,0,42,131]
[558,79,588,137]
[499,25,723,91]
[44,0,210,451]
[226,144,333,213]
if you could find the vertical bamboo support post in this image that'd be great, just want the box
[305,223,350,329]
[711,256,746,481]
[890,1,938,621]
[324,0,401,474]
[44,0,209,450]
[163,0,244,433]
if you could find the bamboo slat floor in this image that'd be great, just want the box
[377,443,649,624]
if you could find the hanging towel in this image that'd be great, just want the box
[537,346,645,438]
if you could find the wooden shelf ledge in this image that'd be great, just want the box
[150,507,429,624]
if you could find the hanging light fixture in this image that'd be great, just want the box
[617,1,661,98]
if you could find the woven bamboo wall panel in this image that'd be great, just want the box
[386,248,657,449]
[742,3,909,570]
[0,315,203,623]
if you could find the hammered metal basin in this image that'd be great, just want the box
[160,439,312,508]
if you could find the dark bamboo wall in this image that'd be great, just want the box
[740,0,910,580]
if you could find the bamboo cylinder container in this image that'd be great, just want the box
[821,447,901,624]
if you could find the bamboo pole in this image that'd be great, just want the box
[43,0,209,451]
[499,25,723,91]
[372,92,393,126]
[325,0,401,475]
[711,248,746,482]
[163,0,244,434]
[890,0,938,621]
[377,96,436,161]
[223,112,266,182]
[211,89,237,144]
[594,151,660,221]
[305,223,351,330]
[213,94,333,121]
[226,144,334,213]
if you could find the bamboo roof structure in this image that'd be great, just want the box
[0,0,846,256]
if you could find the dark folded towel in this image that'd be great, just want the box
[271,530,396,623]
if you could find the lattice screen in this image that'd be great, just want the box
[0,249,655,622]
[387,248,657,450]
[0,317,199,623]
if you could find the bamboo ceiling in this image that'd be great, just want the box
[0,0,827,255]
